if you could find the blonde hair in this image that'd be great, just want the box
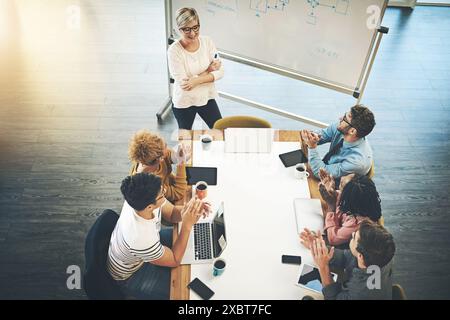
[175,7,199,29]
[128,130,166,164]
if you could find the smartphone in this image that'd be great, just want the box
[279,149,308,167]
[281,255,302,265]
[187,278,215,300]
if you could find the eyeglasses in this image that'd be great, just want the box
[180,24,200,34]
[341,112,354,128]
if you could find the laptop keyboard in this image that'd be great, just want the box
[193,223,212,260]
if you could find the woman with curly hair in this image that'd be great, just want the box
[301,168,382,247]
[128,130,190,203]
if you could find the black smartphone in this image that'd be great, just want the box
[279,149,308,167]
[187,278,215,300]
[281,255,302,265]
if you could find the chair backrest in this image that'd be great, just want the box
[213,115,272,130]
[392,284,407,300]
[367,160,375,179]
[84,209,125,300]
[130,162,138,175]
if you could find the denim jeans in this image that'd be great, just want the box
[117,228,173,300]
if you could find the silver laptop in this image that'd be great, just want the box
[181,202,227,265]
[293,198,323,234]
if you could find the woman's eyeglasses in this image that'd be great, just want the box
[180,24,200,34]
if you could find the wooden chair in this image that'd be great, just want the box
[367,160,375,179]
[213,115,272,129]
[129,162,138,175]
[392,284,407,300]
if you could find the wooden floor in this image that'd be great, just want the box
[0,1,449,299]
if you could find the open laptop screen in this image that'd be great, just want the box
[212,203,227,258]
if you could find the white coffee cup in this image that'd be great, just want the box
[294,163,310,180]
[194,181,208,200]
[200,134,213,151]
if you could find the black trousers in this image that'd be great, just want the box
[172,99,222,130]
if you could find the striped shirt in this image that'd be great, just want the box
[107,200,167,281]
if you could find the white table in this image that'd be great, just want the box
[188,140,324,300]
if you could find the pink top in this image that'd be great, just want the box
[324,192,368,246]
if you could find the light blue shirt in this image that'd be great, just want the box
[308,122,373,179]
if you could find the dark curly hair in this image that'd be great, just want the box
[120,173,162,211]
[339,175,382,222]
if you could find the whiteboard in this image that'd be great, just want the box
[168,0,387,94]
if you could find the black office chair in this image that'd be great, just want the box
[84,209,125,300]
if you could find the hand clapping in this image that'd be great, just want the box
[318,168,337,210]
[301,130,321,149]
[299,228,322,250]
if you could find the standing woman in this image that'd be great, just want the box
[167,7,224,130]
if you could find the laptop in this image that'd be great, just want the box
[181,202,227,265]
[293,198,324,234]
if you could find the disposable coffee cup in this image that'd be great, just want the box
[294,163,310,180]
[212,258,226,277]
[195,181,208,200]
[201,134,213,151]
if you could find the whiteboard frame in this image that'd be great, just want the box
[157,0,388,128]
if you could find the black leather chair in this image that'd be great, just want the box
[84,209,125,300]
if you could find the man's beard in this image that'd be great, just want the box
[337,125,351,135]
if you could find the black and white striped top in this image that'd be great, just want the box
[107,200,166,281]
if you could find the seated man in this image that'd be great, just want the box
[304,168,382,246]
[128,129,190,203]
[301,104,375,180]
[107,173,210,299]
[300,220,395,300]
